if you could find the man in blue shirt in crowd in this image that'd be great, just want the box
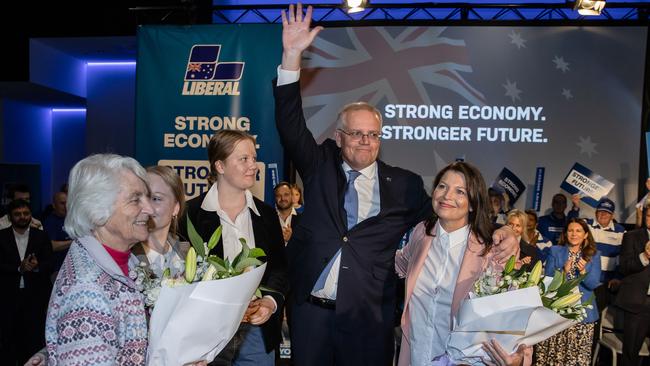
[538,193,568,245]
[42,191,71,277]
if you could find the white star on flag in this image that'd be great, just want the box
[508,31,527,49]
[562,88,573,100]
[553,56,570,73]
[503,79,522,102]
[577,136,598,158]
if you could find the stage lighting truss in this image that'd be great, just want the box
[212,2,650,23]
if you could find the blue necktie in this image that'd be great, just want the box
[312,170,361,294]
[345,170,361,229]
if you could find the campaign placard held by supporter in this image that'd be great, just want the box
[560,162,614,208]
[492,167,526,204]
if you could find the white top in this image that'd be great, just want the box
[145,245,184,278]
[200,184,278,310]
[14,228,30,288]
[277,66,300,86]
[277,207,297,229]
[409,222,469,366]
[311,161,380,300]
[200,184,259,262]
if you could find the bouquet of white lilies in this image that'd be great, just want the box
[145,218,267,366]
[443,256,592,365]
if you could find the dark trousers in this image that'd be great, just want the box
[289,300,393,366]
[0,289,47,366]
[621,310,650,366]
[209,323,274,366]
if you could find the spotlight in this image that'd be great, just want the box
[345,0,367,14]
[574,0,606,15]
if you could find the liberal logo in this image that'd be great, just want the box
[182,45,244,96]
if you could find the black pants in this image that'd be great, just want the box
[621,309,650,366]
[289,300,393,366]
[0,289,47,366]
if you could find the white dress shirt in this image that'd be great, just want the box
[201,184,279,310]
[277,66,300,86]
[200,184,259,262]
[14,228,30,288]
[146,247,184,278]
[277,207,297,229]
[409,222,469,366]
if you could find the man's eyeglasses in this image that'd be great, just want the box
[337,129,382,141]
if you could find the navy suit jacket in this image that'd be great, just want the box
[181,193,289,352]
[273,81,431,341]
[616,228,650,314]
[0,227,53,294]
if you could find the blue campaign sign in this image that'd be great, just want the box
[492,167,526,204]
[135,24,283,205]
[533,167,545,212]
[560,162,614,208]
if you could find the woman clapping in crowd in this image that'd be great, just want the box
[534,218,601,366]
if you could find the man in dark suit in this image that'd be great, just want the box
[0,199,53,365]
[273,5,518,365]
[274,181,301,244]
[615,206,650,366]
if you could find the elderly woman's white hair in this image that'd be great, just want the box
[65,154,149,239]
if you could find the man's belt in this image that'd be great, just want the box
[308,295,336,310]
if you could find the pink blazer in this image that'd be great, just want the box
[395,221,495,366]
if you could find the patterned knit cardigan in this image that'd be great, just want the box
[46,236,148,366]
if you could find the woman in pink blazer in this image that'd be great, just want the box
[395,161,531,366]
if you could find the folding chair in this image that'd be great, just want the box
[591,306,650,366]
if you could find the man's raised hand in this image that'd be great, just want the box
[281,3,324,71]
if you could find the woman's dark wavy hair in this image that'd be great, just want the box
[424,161,494,255]
[558,218,597,262]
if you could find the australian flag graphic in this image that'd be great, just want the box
[184,45,244,81]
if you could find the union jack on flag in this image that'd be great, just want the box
[187,63,202,72]
[299,27,486,142]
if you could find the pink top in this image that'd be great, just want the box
[102,244,130,276]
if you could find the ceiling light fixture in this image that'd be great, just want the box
[574,0,606,16]
[345,0,368,14]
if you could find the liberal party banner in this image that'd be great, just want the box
[135,24,283,203]
[560,162,614,208]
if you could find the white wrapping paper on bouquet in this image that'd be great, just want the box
[147,263,267,365]
[446,286,576,365]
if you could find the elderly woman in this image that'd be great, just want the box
[45,154,153,365]
[182,130,288,365]
[395,161,530,366]
[32,160,203,366]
